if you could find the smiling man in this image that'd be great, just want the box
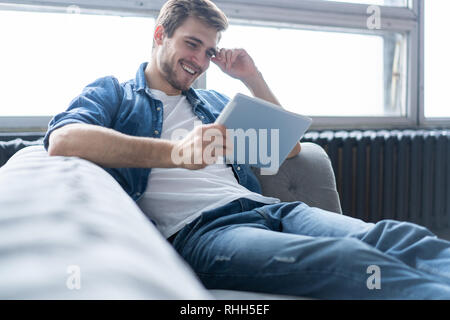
[44,0,450,299]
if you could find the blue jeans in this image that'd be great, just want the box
[170,198,450,299]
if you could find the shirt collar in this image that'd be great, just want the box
[182,88,205,109]
[135,62,149,93]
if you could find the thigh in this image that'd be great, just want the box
[256,201,375,238]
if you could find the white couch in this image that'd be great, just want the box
[0,143,341,299]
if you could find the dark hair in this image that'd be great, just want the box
[155,0,228,41]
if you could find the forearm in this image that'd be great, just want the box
[47,123,175,168]
[242,71,281,106]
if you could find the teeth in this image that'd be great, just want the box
[181,63,196,75]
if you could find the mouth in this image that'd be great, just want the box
[180,61,199,76]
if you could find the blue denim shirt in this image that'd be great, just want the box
[44,62,262,201]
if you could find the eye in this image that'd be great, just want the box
[206,50,216,58]
[186,41,197,48]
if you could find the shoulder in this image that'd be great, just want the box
[84,75,121,90]
[81,75,124,101]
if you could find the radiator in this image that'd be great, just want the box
[302,130,450,230]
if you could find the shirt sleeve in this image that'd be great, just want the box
[43,76,123,151]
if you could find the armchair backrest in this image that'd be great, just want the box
[252,142,342,214]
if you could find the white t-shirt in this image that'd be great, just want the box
[137,89,280,238]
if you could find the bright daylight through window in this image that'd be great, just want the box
[0,9,154,116]
[0,0,448,125]
[207,24,407,117]
[321,0,408,7]
[424,0,450,118]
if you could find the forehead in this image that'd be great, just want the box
[173,17,221,47]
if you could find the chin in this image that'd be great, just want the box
[177,79,197,91]
[178,83,192,92]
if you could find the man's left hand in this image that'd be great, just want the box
[211,48,259,83]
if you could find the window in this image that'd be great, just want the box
[1,0,447,130]
[207,24,407,117]
[320,0,409,7]
[0,8,154,117]
[424,0,450,118]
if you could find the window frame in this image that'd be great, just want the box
[0,0,448,132]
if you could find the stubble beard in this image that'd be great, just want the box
[161,58,193,92]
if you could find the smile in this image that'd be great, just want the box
[181,62,197,75]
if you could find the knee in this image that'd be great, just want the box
[375,220,435,239]
[360,220,436,250]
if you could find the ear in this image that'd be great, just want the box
[154,25,165,46]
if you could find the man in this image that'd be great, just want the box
[45,0,450,299]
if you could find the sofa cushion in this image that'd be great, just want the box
[0,146,211,299]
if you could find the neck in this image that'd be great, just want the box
[145,60,182,96]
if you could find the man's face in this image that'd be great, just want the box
[156,17,220,92]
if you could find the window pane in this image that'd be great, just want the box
[0,9,154,116]
[207,24,407,117]
[424,0,450,118]
[320,0,408,7]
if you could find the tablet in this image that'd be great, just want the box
[215,93,312,175]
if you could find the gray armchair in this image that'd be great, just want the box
[0,142,341,299]
[252,142,342,214]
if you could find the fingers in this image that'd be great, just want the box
[201,124,234,164]
[225,50,232,70]
[202,124,231,152]
[211,48,226,69]
[176,124,233,169]
[213,48,246,71]
[230,49,243,69]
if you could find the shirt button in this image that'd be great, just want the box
[136,192,141,197]
[200,115,205,119]
[237,166,241,171]
[154,130,159,135]
[156,107,161,111]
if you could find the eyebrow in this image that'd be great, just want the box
[185,36,217,55]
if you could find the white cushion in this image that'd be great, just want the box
[0,146,211,299]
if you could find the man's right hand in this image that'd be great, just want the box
[170,123,233,170]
